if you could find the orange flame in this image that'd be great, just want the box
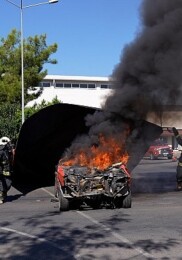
[61,133,129,170]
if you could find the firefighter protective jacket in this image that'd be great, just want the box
[173,128,182,165]
[0,143,13,176]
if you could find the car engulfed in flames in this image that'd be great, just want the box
[54,162,131,211]
[52,121,163,211]
[53,133,132,211]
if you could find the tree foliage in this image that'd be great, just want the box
[0,30,59,141]
[0,29,58,105]
[0,103,20,141]
[25,97,60,118]
[0,98,60,142]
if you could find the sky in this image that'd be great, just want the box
[1,0,142,77]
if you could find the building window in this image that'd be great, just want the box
[101,84,108,89]
[41,82,51,87]
[55,83,64,88]
[72,83,79,88]
[88,84,95,89]
[80,84,87,88]
[64,83,71,88]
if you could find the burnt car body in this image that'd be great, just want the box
[54,162,131,211]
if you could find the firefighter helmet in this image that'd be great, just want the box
[0,137,10,145]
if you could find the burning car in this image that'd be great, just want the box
[53,133,132,211]
[54,162,131,211]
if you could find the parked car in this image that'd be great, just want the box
[144,140,173,160]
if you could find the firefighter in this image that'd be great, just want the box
[168,127,182,190]
[0,137,13,204]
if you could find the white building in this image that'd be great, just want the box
[26,74,182,149]
[27,75,113,109]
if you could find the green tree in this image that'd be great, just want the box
[0,29,59,140]
[0,98,60,141]
[25,97,60,118]
[0,29,58,105]
[0,102,20,140]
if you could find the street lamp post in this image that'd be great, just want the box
[4,0,59,124]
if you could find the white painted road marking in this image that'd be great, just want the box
[0,227,63,251]
[0,187,156,258]
[41,187,55,197]
[77,211,155,258]
[41,188,155,259]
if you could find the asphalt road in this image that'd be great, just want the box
[0,159,182,260]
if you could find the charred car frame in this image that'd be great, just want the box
[54,162,131,211]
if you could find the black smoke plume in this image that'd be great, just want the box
[13,0,182,191]
[63,0,182,169]
[15,0,182,191]
[105,0,182,119]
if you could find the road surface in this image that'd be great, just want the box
[0,159,182,260]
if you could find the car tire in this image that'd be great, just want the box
[122,192,132,208]
[150,153,154,160]
[58,190,69,211]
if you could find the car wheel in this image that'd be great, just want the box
[150,153,154,160]
[58,190,69,211]
[122,192,132,208]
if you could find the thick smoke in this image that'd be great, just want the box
[87,0,182,134]
[62,0,182,166]
[105,0,182,120]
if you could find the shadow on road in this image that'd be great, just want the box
[0,211,179,260]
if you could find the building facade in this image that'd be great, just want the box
[27,75,113,109]
[27,74,182,150]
